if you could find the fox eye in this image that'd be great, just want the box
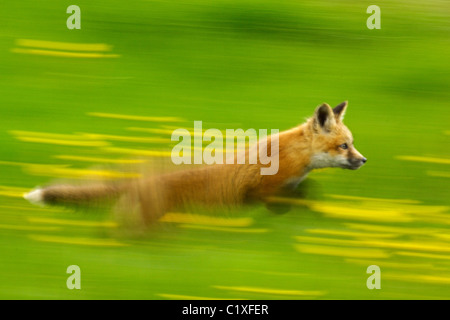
[340,143,348,150]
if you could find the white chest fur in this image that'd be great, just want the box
[283,172,309,189]
[309,152,347,169]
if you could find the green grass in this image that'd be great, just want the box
[0,0,449,299]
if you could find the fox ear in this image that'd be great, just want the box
[314,103,336,132]
[333,101,348,122]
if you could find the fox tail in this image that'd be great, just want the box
[23,183,127,207]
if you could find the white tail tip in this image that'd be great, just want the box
[24,188,44,205]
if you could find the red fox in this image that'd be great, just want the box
[24,101,366,224]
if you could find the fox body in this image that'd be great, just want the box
[24,102,366,224]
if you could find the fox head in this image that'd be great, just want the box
[308,101,367,170]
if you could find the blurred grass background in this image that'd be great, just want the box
[0,0,449,299]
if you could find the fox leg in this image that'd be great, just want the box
[264,178,321,214]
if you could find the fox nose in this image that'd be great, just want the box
[361,157,367,164]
